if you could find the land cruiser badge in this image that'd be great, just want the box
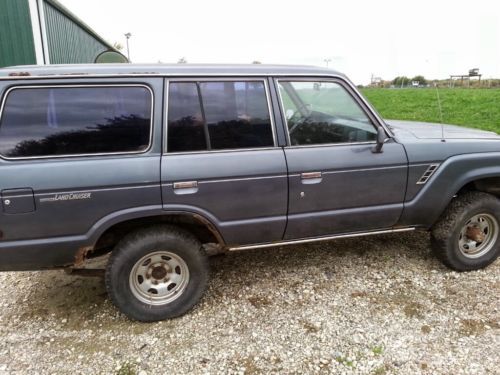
[40,192,92,203]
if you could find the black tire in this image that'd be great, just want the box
[105,225,208,322]
[431,191,500,271]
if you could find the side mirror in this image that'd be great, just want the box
[372,127,388,153]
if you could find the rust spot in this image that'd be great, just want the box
[74,246,94,267]
[8,72,31,77]
[466,226,485,242]
[192,214,225,246]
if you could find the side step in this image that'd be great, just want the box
[228,227,415,251]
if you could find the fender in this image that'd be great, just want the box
[399,152,500,228]
[0,205,226,271]
[84,204,226,246]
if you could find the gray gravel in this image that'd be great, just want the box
[0,231,499,374]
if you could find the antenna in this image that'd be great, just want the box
[434,84,445,141]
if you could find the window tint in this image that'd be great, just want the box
[167,82,207,152]
[0,86,151,158]
[278,81,377,146]
[167,81,274,152]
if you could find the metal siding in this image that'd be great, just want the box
[0,0,36,67]
[43,1,108,64]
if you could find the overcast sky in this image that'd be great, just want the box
[59,0,500,84]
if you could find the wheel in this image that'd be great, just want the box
[105,225,208,321]
[431,191,500,271]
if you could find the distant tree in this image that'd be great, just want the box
[177,57,187,64]
[412,75,427,85]
[392,76,410,86]
[113,42,123,51]
[252,61,262,64]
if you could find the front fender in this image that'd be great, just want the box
[399,152,500,228]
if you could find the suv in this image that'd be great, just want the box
[1,64,499,321]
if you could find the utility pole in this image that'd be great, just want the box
[124,32,132,62]
[324,58,331,68]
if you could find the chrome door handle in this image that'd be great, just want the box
[300,172,322,185]
[173,181,199,194]
[173,181,198,189]
[301,172,322,179]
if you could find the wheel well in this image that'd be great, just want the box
[457,177,500,198]
[88,214,223,260]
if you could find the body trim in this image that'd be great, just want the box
[229,227,415,251]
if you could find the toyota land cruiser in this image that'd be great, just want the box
[1,64,499,321]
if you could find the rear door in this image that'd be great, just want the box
[161,78,287,246]
[275,78,408,239]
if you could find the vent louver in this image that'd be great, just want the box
[416,164,439,185]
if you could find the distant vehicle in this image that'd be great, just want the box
[1,64,500,321]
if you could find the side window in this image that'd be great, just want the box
[0,86,152,158]
[278,81,377,146]
[167,82,207,152]
[167,81,274,152]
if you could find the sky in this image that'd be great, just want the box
[58,0,500,85]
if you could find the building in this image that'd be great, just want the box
[0,0,127,68]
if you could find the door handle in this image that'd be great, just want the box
[300,172,323,185]
[173,181,199,195]
[173,181,198,189]
[301,172,322,179]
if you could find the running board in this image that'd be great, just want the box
[228,227,415,251]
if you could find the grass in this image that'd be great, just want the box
[361,88,500,133]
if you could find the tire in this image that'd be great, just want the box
[105,225,209,322]
[431,191,500,271]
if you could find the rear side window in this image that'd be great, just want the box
[167,81,274,152]
[0,86,152,158]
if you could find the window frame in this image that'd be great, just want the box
[275,77,382,148]
[0,84,154,160]
[164,78,277,155]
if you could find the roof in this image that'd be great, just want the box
[45,0,115,51]
[0,63,345,79]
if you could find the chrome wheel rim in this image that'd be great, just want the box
[129,251,189,305]
[458,213,499,259]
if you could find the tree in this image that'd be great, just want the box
[252,60,262,64]
[177,57,187,64]
[112,42,123,51]
[412,75,427,85]
[392,76,410,87]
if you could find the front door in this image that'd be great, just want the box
[276,79,408,239]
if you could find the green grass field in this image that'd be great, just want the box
[361,88,500,133]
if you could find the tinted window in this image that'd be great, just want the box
[167,82,207,152]
[167,81,274,152]
[0,86,151,158]
[278,81,377,146]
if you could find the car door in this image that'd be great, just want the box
[160,78,288,246]
[275,78,408,240]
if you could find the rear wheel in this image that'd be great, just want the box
[431,192,500,271]
[105,225,208,321]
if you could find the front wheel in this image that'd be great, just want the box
[431,191,500,271]
[105,225,209,322]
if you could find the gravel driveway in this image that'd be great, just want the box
[0,231,498,374]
